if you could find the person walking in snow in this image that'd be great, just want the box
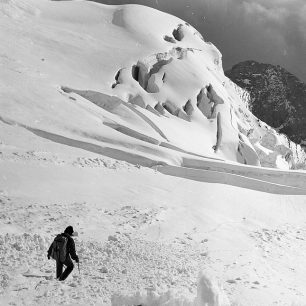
[47,226,79,281]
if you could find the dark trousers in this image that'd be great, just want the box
[56,256,74,281]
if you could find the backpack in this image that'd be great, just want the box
[50,234,68,262]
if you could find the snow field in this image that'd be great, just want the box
[1,150,306,305]
[0,229,227,305]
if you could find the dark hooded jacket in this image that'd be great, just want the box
[48,232,79,262]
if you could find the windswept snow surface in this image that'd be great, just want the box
[1,0,306,305]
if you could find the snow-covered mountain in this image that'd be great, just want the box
[226,61,306,146]
[1,1,306,305]
[1,0,305,170]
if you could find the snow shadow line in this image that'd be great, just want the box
[182,158,306,190]
[0,115,166,168]
[155,165,306,195]
[61,86,169,141]
[2,115,304,194]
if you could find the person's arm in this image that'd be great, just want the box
[69,238,79,262]
[47,242,53,259]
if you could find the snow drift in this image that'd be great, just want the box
[111,271,230,306]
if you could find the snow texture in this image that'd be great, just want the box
[1,0,306,305]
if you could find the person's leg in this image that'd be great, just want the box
[59,257,74,281]
[56,260,63,279]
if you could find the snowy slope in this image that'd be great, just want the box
[1,1,306,305]
[2,0,304,170]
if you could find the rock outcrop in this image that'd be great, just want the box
[226,61,306,145]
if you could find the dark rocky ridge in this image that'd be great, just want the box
[225,60,306,145]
